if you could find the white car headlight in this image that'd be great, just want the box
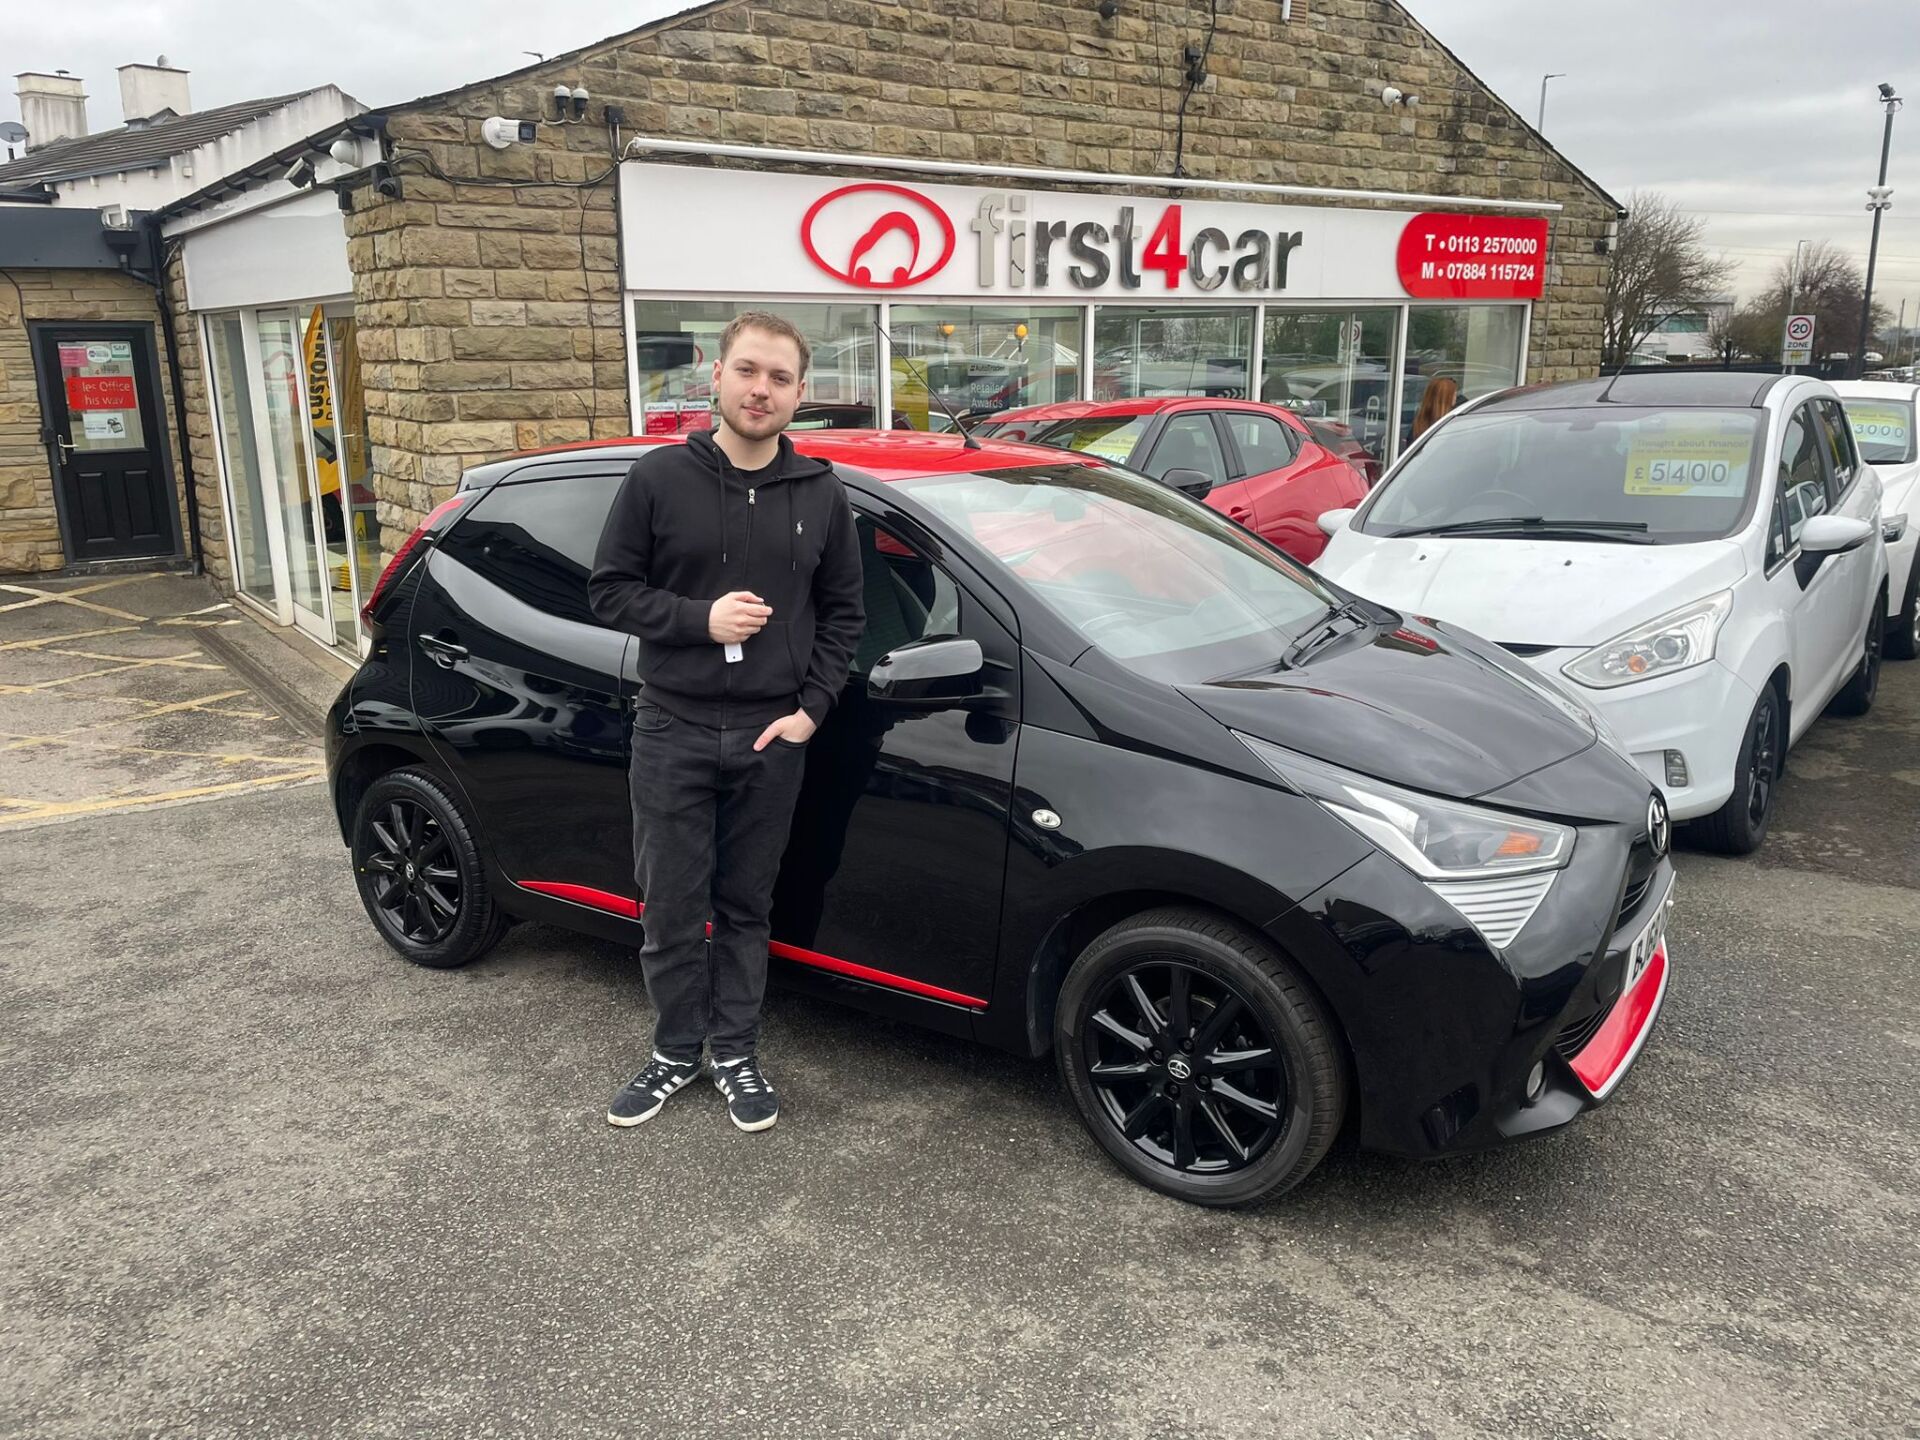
[1561,591,1734,690]
[1236,733,1574,880]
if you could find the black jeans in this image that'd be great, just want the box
[629,701,807,1063]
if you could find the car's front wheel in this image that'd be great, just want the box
[1693,683,1782,856]
[1054,907,1347,1207]
[1885,565,1919,662]
[351,767,508,969]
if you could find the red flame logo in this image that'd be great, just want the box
[800,182,956,289]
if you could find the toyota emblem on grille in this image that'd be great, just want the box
[1647,792,1671,859]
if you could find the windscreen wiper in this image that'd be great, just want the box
[1280,598,1372,668]
[1392,516,1653,543]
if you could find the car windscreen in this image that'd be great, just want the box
[1027,415,1151,464]
[896,463,1340,683]
[1362,406,1766,544]
[1841,397,1917,465]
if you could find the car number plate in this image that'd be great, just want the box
[1623,884,1674,993]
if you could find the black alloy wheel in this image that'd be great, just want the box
[1831,591,1886,717]
[1055,908,1346,1207]
[1082,961,1288,1175]
[351,767,508,968]
[1694,684,1782,856]
[1889,564,1920,662]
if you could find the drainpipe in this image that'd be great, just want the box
[139,221,205,576]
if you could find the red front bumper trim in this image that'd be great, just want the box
[1569,943,1668,1100]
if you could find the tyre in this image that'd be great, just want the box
[1692,683,1782,856]
[1886,564,1919,662]
[1829,590,1887,717]
[1053,906,1347,1207]
[351,767,508,969]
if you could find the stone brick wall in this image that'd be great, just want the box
[160,247,230,586]
[0,266,191,576]
[324,0,1616,557]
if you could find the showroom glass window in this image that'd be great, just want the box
[1400,306,1527,450]
[630,300,878,433]
[204,314,275,606]
[1260,307,1397,457]
[890,305,1080,428]
[1092,306,1254,400]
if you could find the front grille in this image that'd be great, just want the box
[1554,1003,1611,1060]
[1620,838,1658,917]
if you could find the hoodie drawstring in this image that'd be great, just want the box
[788,485,796,573]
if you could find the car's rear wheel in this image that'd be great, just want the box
[1693,683,1782,856]
[351,767,507,969]
[1885,565,1919,662]
[1830,590,1886,716]
[1054,907,1346,1207]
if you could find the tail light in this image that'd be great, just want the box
[360,491,474,624]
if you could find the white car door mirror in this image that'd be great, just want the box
[1798,514,1873,556]
[1318,508,1357,537]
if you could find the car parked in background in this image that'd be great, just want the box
[970,397,1370,562]
[1831,379,1919,658]
[328,430,1673,1207]
[1313,372,1888,855]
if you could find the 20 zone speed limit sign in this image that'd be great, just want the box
[1782,314,1815,365]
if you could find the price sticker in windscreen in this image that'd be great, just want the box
[1625,431,1753,497]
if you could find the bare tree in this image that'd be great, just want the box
[1603,191,1734,366]
[1732,242,1890,363]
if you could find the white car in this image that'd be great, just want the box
[1831,379,1919,658]
[1312,372,1888,854]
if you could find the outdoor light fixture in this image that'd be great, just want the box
[571,86,590,121]
[552,85,571,120]
[1381,85,1419,107]
[1096,0,1119,17]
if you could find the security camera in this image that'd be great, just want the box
[285,156,317,188]
[1097,0,1119,15]
[1879,82,1896,100]
[328,135,365,168]
[1381,85,1403,106]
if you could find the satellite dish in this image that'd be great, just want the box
[0,122,29,144]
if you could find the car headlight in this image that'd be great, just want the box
[1561,591,1733,690]
[1236,733,1574,881]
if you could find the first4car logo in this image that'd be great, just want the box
[800,182,1306,294]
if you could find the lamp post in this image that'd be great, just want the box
[1538,73,1566,132]
[1856,83,1902,378]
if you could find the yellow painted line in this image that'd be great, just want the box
[44,648,224,671]
[0,768,326,826]
[0,626,139,652]
[156,617,244,628]
[0,577,149,621]
[0,729,318,765]
[0,653,214,695]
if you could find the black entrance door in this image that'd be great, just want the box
[31,325,178,562]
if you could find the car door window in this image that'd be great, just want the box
[1813,399,1858,502]
[1776,405,1829,550]
[850,515,961,676]
[1219,412,1300,476]
[1143,414,1230,489]
[437,471,623,626]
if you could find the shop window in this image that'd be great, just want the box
[205,313,276,606]
[1092,306,1254,400]
[889,305,1081,430]
[1402,306,1526,451]
[630,299,878,435]
[1260,308,1397,459]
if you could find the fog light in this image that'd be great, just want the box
[1526,1061,1545,1103]
[1663,749,1689,787]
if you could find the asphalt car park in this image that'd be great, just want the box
[3,628,1918,1436]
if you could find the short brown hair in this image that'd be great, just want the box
[718,310,812,380]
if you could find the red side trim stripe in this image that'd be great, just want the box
[1570,945,1667,1097]
[513,880,988,1011]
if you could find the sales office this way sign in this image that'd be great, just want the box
[620,162,1549,304]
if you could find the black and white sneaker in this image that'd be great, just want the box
[606,1053,702,1127]
[712,1054,779,1132]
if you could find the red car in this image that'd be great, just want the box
[970,397,1370,562]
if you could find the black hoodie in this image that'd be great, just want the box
[588,430,865,729]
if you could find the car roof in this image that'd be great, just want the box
[460,429,1095,487]
[1830,379,1920,401]
[1474,371,1798,412]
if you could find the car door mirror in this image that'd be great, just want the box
[1317,507,1357,537]
[867,637,984,704]
[1160,467,1215,500]
[1798,513,1872,556]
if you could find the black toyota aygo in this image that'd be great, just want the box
[327,430,1674,1206]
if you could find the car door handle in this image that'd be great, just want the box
[418,632,469,666]
[1227,504,1253,523]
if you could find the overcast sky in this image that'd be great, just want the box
[8,0,1918,315]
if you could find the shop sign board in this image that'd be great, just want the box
[65,374,138,411]
[620,163,1551,304]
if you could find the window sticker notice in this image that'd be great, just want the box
[1846,402,1911,450]
[1624,428,1753,497]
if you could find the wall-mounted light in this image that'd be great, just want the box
[1096,0,1119,17]
[571,86,590,121]
[1381,85,1420,108]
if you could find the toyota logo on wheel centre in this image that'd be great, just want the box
[800,182,956,289]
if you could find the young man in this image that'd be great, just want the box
[588,312,864,1133]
